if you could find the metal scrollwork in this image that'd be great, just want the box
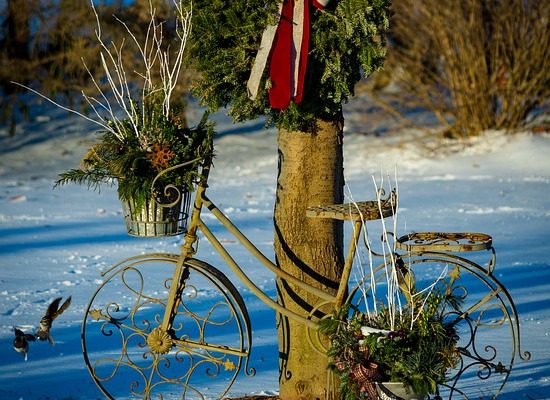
[121,158,202,237]
[396,232,493,253]
[150,157,202,207]
[82,255,253,399]
[412,253,529,399]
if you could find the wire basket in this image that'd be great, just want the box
[121,188,192,237]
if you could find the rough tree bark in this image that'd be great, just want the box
[274,115,344,400]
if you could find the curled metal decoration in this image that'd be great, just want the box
[407,253,529,399]
[149,157,202,208]
[120,158,203,238]
[148,158,203,220]
[82,255,252,399]
[306,299,338,357]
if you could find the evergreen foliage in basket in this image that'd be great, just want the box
[320,268,463,399]
[56,99,213,214]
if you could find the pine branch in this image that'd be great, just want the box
[55,168,116,191]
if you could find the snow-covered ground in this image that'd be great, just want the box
[0,95,549,399]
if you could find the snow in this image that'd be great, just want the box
[0,95,549,399]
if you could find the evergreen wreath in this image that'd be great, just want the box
[189,0,390,131]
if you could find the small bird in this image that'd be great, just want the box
[13,327,36,361]
[36,296,72,345]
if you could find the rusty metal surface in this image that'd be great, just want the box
[396,232,493,252]
[306,189,397,221]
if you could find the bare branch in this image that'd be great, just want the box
[11,81,111,133]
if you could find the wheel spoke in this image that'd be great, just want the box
[173,337,248,358]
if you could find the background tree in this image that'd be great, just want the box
[0,0,41,132]
[1,0,114,133]
[383,0,549,138]
[188,1,390,398]
[0,0,191,135]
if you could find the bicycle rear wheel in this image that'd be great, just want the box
[347,250,529,399]
[81,255,253,399]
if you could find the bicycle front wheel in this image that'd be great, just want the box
[81,255,253,400]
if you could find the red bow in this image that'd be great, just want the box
[247,0,332,110]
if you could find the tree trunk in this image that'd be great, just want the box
[4,0,33,60]
[274,115,344,400]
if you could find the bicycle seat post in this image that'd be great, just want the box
[306,196,396,310]
[334,219,363,310]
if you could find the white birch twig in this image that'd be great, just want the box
[10,81,112,133]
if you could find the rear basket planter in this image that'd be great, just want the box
[121,188,192,237]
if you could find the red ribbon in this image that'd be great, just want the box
[268,0,329,110]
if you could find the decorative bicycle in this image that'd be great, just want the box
[81,151,530,399]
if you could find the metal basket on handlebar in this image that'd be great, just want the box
[120,153,208,238]
[121,186,192,237]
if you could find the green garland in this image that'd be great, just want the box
[189,0,390,131]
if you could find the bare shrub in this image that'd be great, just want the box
[385,0,549,138]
